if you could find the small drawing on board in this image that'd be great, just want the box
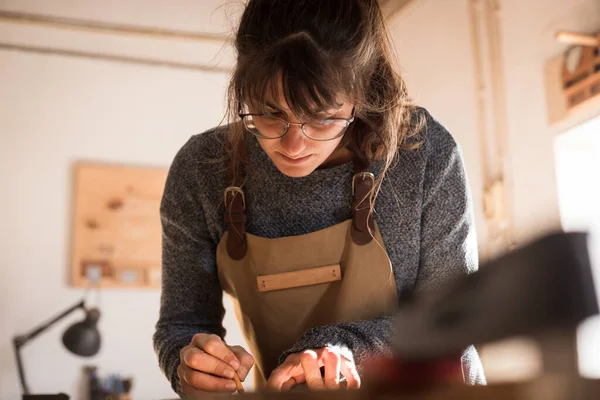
[121,270,139,285]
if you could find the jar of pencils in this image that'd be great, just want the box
[84,366,133,400]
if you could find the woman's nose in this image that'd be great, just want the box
[280,124,307,156]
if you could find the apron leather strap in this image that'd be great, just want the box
[350,136,375,245]
[224,141,248,260]
[223,135,375,260]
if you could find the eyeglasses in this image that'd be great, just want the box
[238,105,356,141]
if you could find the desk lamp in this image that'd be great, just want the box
[13,299,101,398]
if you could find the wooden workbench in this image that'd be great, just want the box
[175,376,599,400]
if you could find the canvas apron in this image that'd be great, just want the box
[216,148,398,388]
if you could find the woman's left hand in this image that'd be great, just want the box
[267,347,361,391]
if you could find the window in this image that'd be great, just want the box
[554,114,600,378]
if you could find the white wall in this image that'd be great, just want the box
[388,0,487,252]
[389,0,600,381]
[390,0,600,255]
[0,2,248,399]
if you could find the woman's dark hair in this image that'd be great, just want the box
[225,0,423,209]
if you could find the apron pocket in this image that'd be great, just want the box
[257,264,342,293]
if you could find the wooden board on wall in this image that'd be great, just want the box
[70,162,168,289]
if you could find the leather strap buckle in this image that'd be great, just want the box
[224,186,245,209]
[352,172,375,195]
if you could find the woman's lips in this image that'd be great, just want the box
[278,153,312,165]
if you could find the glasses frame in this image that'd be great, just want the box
[238,103,356,141]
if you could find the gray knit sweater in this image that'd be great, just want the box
[153,109,486,395]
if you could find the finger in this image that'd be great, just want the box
[193,334,240,370]
[229,345,255,381]
[183,347,236,379]
[181,364,237,393]
[267,365,293,391]
[340,359,361,389]
[178,364,208,399]
[323,348,341,390]
[267,354,301,391]
[301,350,325,391]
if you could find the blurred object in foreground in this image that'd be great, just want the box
[392,232,597,365]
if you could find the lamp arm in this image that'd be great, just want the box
[12,299,86,394]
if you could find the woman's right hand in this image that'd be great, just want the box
[178,333,254,394]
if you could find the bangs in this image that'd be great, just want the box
[236,33,353,119]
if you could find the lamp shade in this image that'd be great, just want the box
[61,308,101,357]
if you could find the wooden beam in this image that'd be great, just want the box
[556,30,599,47]
[0,10,229,45]
[0,42,231,74]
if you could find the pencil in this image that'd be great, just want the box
[233,372,244,393]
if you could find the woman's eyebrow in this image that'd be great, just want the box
[263,101,342,119]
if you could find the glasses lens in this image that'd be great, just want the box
[243,115,287,138]
[303,120,349,140]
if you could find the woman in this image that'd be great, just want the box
[153,0,486,396]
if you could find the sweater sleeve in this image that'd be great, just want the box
[416,125,478,291]
[153,136,226,396]
[415,120,486,384]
